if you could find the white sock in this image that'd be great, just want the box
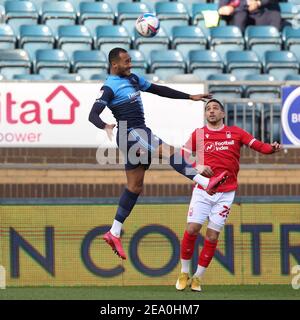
[193,265,207,278]
[181,259,190,274]
[193,174,209,189]
[110,220,123,237]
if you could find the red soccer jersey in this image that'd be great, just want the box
[183,125,258,192]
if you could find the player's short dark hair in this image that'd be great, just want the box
[108,47,128,64]
[205,99,225,111]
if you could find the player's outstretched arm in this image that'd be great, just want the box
[146,83,212,101]
[250,139,282,154]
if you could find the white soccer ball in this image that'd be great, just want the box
[135,13,160,38]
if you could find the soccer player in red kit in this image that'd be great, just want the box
[176,99,281,292]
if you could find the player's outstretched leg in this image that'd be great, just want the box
[206,170,228,192]
[103,166,145,259]
[103,230,127,259]
[169,151,228,191]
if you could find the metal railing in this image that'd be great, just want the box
[203,80,300,143]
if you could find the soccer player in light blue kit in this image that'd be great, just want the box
[89,48,228,259]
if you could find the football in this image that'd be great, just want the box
[135,13,160,37]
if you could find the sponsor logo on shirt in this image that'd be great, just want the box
[128,91,140,99]
[205,140,235,152]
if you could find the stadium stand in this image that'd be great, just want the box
[41,1,76,36]
[244,25,282,60]
[282,25,300,60]
[78,2,114,38]
[5,0,38,36]
[133,26,169,62]
[57,25,93,60]
[210,25,245,61]
[0,23,16,49]
[225,50,262,79]
[127,49,147,75]
[52,72,83,80]
[72,49,108,79]
[117,2,151,34]
[171,25,207,60]
[188,50,224,80]
[244,74,281,100]
[35,48,70,79]
[149,49,186,80]
[13,73,45,80]
[264,50,299,80]
[19,24,55,61]
[0,0,298,146]
[95,25,131,56]
[155,2,190,36]
[0,48,31,79]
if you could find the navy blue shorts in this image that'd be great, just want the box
[116,126,164,170]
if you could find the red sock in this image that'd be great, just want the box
[198,238,218,267]
[181,230,197,260]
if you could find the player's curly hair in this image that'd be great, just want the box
[205,99,225,111]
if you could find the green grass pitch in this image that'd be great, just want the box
[0,285,299,300]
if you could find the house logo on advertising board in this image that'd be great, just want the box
[0,85,80,144]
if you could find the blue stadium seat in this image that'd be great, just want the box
[13,73,45,80]
[57,25,93,61]
[207,73,237,81]
[95,25,131,56]
[19,25,54,61]
[207,73,243,99]
[0,4,5,23]
[41,1,76,36]
[264,50,299,80]
[208,74,243,99]
[192,3,219,25]
[188,50,224,80]
[166,73,201,82]
[171,26,207,60]
[279,2,298,27]
[155,2,189,36]
[5,1,38,36]
[52,73,83,81]
[117,2,151,34]
[285,74,300,80]
[79,2,114,38]
[105,0,132,13]
[0,49,31,79]
[226,50,261,79]
[149,49,186,80]
[0,24,16,50]
[142,73,160,82]
[128,49,147,75]
[35,49,70,79]
[244,74,281,99]
[133,26,169,62]
[209,26,244,61]
[245,26,282,61]
[90,73,108,81]
[67,0,94,13]
[144,0,163,12]
[72,50,108,80]
[196,19,227,39]
[282,26,300,61]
